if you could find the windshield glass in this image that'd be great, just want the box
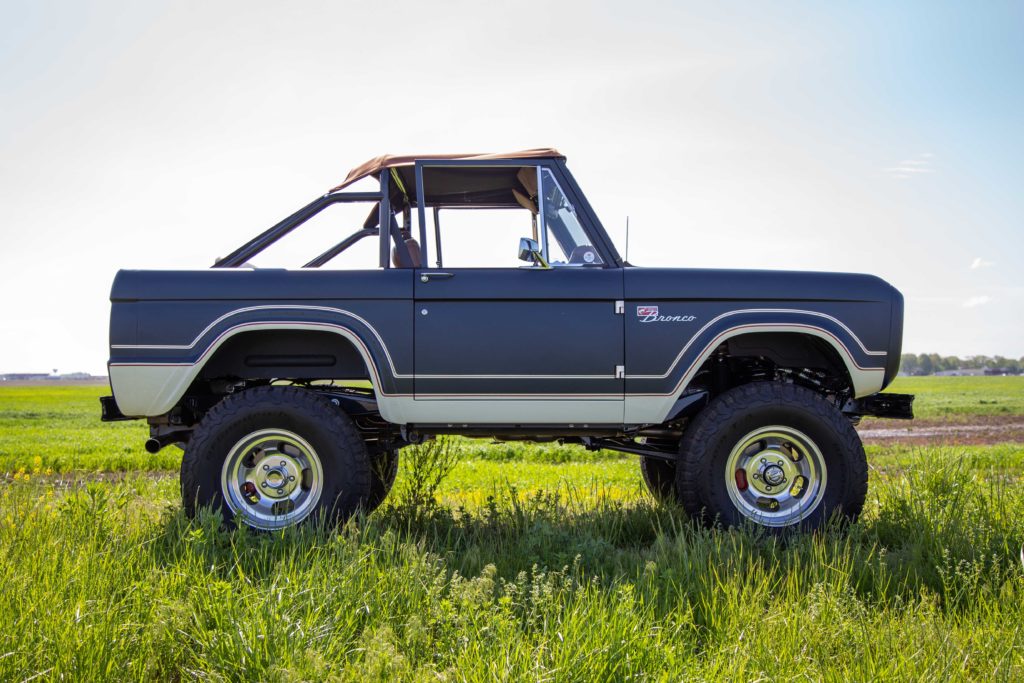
[540,168,602,266]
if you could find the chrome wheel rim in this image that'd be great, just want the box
[220,429,323,530]
[724,425,827,527]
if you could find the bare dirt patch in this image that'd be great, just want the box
[858,414,1024,446]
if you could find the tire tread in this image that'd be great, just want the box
[676,382,867,528]
[180,385,371,524]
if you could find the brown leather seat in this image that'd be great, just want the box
[392,238,422,268]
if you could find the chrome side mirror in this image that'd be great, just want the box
[518,237,540,262]
[518,237,548,267]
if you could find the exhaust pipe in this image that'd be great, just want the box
[144,430,190,454]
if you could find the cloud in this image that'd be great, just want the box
[970,256,994,269]
[884,153,935,180]
[963,295,991,308]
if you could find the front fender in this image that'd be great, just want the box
[624,308,888,423]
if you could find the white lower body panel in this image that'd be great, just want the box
[384,397,624,425]
[109,364,197,418]
[110,362,885,426]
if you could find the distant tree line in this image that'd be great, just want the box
[899,354,1024,376]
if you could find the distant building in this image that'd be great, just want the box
[0,373,50,381]
[1,372,106,382]
[934,368,987,377]
[48,372,95,380]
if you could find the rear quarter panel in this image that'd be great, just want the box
[108,270,414,417]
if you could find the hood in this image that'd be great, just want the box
[624,267,896,303]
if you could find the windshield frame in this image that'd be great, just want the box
[412,158,621,269]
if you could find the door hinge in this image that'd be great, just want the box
[615,365,625,379]
[614,300,624,314]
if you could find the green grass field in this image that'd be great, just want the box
[1,379,1022,680]
[884,375,1024,419]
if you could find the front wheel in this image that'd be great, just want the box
[676,382,867,531]
[181,386,372,530]
[639,456,677,503]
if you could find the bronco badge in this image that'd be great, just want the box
[637,306,697,323]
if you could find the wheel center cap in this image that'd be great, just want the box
[762,464,786,486]
[253,455,301,498]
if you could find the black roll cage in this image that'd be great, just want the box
[212,157,622,270]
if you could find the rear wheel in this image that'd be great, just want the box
[677,382,867,531]
[181,386,371,530]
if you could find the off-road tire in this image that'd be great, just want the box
[366,448,399,512]
[180,386,371,530]
[676,382,867,531]
[639,456,678,503]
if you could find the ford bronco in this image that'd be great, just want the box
[102,149,913,531]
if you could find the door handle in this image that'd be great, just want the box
[420,272,455,282]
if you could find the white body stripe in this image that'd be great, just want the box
[111,305,885,380]
[110,312,887,423]
[110,322,398,420]
[113,305,413,378]
[623,325,885,423]
[629,308,883,380]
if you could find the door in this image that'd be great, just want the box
[412,268,624,424]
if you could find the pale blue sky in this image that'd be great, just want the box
[1,1,1021,374]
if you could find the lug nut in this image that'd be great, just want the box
[263,464,269,471]
[766,486,773,492]
[288,475,295,481]
[777,460,784,467]
[280,461,287,467]
[261,482,267,488]
[760,458,767,464]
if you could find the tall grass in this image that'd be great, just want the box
[1,383,1023,680]
[1,448,1022,681]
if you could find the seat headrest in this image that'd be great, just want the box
[392,238,422,268]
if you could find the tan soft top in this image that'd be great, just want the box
[329,148,563,193]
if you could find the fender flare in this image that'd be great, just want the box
[108,306,410,419]
[624,310,888,424]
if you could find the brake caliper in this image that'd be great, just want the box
[240,481,261,505]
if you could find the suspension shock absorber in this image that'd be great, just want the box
[712,345,731,395]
